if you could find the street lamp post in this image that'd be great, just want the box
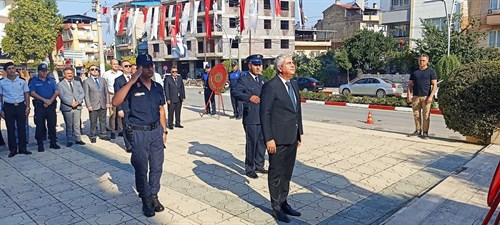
[215,23,232,63]
[439,0,463,56]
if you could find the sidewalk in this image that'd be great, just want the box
[0,101,488,225]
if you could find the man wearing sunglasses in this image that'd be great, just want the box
[112,54,167,218]
[113,60,134,152]
[102,59,123,139]
[83,65,110,143]
[163,66,185,130]
[0,62,31,157]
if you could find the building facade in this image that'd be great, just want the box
[313,0,383,43]
[295,29,332,58]
[58,15,99,70]
[470,0,500,47]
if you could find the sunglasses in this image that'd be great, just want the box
[90,68,100,71]
[171,71,178,73]
[123,65,132,68]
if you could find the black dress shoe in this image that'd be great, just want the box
[90,138,96,143]
[141,196,155,217]
[272,210,290,223]
[110,133,116,139]
[229,116,236,119]
[246,171,258,179]
[282,204,301,217]
[125,148,132,153]
[167,126,174,130]
[174,125,184,128]
[38,145,45,152]
[151,194,164,212]
[255,168,268,174]
[236,117,242,120]
[19,150,32,155]
[75,141,86,145]
[50,143,61,149]
[66,142,73,147]
[99,136,110,141]
[118,132,124,137]
[8,152,17,158]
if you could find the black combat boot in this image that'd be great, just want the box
[151,194,165,212]
[141,196,155,217]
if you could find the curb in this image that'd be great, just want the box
[301,98,443,115]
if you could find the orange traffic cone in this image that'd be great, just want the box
[366,111,374,124]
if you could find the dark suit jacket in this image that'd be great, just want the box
[163,75,186,103]
[260,75,303,145]
[233,73,266,125]
[113,74,129,112]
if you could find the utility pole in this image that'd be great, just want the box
[94,0,106,72]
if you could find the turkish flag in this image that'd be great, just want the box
[240,0,246,32]
[55,32,63,52]
[275,0,282,16]
[204,0,211,40]
[118,7,129,36]
[159,6,167,40]
[142,7,148,23]
[175,3,182,34]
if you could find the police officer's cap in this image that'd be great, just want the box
[205,64,211,69]
[246,54,263,65]
[231,61,238,67]
[38,63,48,71]
[136,54,154,67]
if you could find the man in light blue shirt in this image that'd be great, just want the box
[0,62,31,157]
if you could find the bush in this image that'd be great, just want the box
[436,55,461,80]
[262,66,275,81]
[299,91,415,108]
[439,61,500,142]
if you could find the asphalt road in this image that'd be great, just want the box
[183,87,463,141]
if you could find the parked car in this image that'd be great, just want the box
[340,77,404,98]
[434,80,442,100]
[293,77,325,92]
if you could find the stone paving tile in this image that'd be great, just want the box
[318,216,363,225]
[9,188,50,203]
[84,209,133,225]
[335,205,387,224]
[235,207,277,225]
[26,202,82,225]
[331,189,368,205]
[16,194,61,212]
[53,187,95,204]
[0,196,23,219]
[187,207,237,224]
[1,181,40,196]
[41,180,81,193]
[72,201,121,220]
[0,212,36,225]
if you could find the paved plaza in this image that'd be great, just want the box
[0,99,495,225]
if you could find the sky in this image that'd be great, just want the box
[57,0,379,43]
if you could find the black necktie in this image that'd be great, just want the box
[173,77,178,85]
[126,75,130,82]
[286,81,297,111]
[254,76,258,82]
[69,81,74,93]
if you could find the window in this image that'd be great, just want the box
[425,17,446,31]
[281,1,289,11]
[355,79,368,84]
[166,44,172,55]
[198,41,204,53]
[0,0,5,10]
[389,23,409,38]
[153,44,159,53]
[264,39,272,49]
[230,18,238,28]
[264,20,271,29]
[197,21,203,33]
[264,0,271,9]
[280,40,289,49]
[492,0,500,10]
[489,30,500,48]
[281,21,289,30]
[391,0,410,7]
[231,38,239,48]
[229,0,239,7]
[187,41,192,50]
[369,78,380,84]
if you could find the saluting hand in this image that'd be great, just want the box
[266,139,277,154]
[130,66,142,83]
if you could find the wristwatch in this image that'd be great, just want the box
[164,130,168,135]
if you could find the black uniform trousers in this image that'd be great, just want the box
[34,102,57,144]
[204,87,216,114]
[230,91,243,118]
[167,97,182,127]
[243,124,266,173]
[89,108,106,139]
[268,143,297,211]
[121,114,131,151]
[3,102,27,153]
[129,124,164,197]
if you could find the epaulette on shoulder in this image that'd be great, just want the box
[0,78,3,80]
[19,77,25,80]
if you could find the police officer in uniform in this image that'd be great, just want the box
[233,54,268,179]
[0,62,31,157]
[202,64,216,115]
[112,54,167,217]
[29,63,60,152]
[229,61,243,119]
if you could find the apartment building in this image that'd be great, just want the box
[58,15,99,69]
[313,0,383,43]
[470,0,500,47]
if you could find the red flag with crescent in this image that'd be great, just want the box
[142,7,148,23]
[118,7,129,36]
[159,6,167,40]
[175,3,182,34]
[204,0,211,40]
[240,0,246,32]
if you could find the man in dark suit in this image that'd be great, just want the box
[83,64,111,143]
[164,66,186,130]
[260,53,303,223]
[114,60,133,152]
[58,67,86,147]
[233,54,267,179]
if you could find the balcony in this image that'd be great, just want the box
[486,10,500,25]
[363,14,380,22]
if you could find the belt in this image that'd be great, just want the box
[127,122,159,131]
[4,102,25,107]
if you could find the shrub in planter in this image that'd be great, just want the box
[439,61,500,142]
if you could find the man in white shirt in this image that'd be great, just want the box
[102,59,123,139]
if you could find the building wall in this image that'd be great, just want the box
[469,0,500,47]
[61,24,99,67]
[411,0,455,42]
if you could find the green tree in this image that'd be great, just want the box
[296,58,324,81]
[262,65,275,81]
[334,49,352,84]
[2,0,62,69]
[435,55,461,80]
[343,29,397,72]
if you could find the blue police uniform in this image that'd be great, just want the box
[29,74,59,149]
[202,67,216,115]
[0,75,30,156]
[229,66,243,119]
[123,73,166,207]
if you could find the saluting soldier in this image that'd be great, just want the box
[112,54,167,217]
[0,62,31,157]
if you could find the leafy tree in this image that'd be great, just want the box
[334,49,352,84]
[121,55,137,65]
[342,29,397,72]
[436,55,461,80]
[2,0,62,70]
[296,58,324,81]
[262,65,275,81]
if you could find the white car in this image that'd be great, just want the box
[340,77,404,98]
